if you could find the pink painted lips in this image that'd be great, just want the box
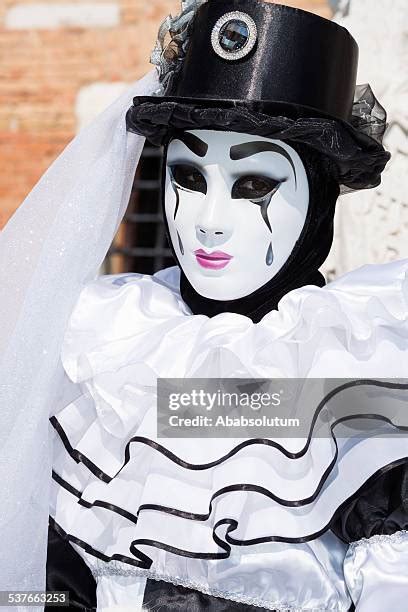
[194,249,233,270]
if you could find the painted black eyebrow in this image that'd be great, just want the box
[229,141,297,186]
[172,132,208,158]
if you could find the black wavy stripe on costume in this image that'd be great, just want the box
[47,458,398,612]
[45,524,267,611]
[51,456,408,572]
[49,455,407,611]
[50,379,408,506]
[45,465,398,612]
[47,522,316,612]
[53,464,408,610]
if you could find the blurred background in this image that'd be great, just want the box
[0,0,406,277]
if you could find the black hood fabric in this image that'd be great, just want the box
[161,141,340,323]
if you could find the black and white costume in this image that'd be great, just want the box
[0,1,407,611]
[47,262,408,611]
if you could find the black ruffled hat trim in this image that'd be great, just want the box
[126,84,390,192]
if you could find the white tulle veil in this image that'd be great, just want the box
[0,69,159,593]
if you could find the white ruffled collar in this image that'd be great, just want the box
[62,261,408,387]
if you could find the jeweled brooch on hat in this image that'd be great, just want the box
[211,12,257,60]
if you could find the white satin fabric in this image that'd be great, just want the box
[344,531,408,611]
[50,259,408,610]
[94,570,147,612]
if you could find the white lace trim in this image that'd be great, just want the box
[349,529,408,552]
[87,558,343,612]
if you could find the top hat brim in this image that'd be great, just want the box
[126,93,390,192]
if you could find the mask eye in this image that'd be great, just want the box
[169,164,207,195]
[232,175,281,201]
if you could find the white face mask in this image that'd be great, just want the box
[164,130,309,300]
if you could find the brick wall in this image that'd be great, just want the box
[0,0,331,228]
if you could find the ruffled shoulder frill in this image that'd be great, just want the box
[50,261,408,610]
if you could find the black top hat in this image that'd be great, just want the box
[126,0,390,191]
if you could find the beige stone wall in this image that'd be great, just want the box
[0,0,331,228]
